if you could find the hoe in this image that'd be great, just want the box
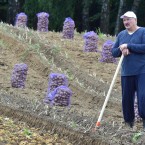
[96,55,124,128]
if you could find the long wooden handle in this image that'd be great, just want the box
[96,55,124,127]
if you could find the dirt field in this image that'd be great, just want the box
[0,22,145,145]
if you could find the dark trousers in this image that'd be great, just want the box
[121,74,145,123]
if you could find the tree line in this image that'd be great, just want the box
[0,0,145,35]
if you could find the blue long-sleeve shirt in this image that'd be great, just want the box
[112,27,145,76]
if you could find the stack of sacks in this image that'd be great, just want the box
[83,31,98,52]
[15,12,27,28]
[99,40,117,63]
[11,63,28,88]
[62,17,75,39]
[36,12,49,32]
[44,73,72,107]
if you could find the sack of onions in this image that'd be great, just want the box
[46,85,72,107]
[36,12,49,32]
[62,17,75,39]
[134,96,142,122]
[15,12,27,28]
[99,40,117,63]
[11,63,28,88]
[83,31,98,52]
[47,73,68,93]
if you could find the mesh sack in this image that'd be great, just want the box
[45,85,72,107]
[83,31,98,52]
[15,12,27,28]
[36,12,49,32]
[47,73,68,93]
[99,40,117,63]
[134,96,142,122]
[62,17,75,39]
[11,63,28,88]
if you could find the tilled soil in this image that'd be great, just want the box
[0,113,72,145]
[0,23,145,145]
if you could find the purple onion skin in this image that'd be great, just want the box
[83,31,98,52]
[11,63,28,88]
[15,12,27,28]
[36,12,49,32]
[44,85,72,107]
[99,40,117,63]
[62,17,75,39]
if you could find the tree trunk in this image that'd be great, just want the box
[100,0,110,34]
[19,0,25,11]
[7,0,20,25]
[0,0,8,22]
[114,0,125,35]
[82,0,92,31]
[131,0,141,13]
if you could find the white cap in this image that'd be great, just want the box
[120,11,137,19]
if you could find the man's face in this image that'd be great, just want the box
[123,17,137,30]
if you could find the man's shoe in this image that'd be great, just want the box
[125,122,134,128]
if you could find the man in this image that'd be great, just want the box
[111,11,145,130]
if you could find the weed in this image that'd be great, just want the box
[23,128,32,138]
[132,132,143,143]
[96,27,105,39]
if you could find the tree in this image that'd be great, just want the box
[114,0,125,35]
[7,0,19,25]
[131,0,141,13]
[4,0,145,35]
[100,0,110,34]
[82,0,93,31]
[23,0,76,31]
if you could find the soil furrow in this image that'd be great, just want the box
[0,104,109,145]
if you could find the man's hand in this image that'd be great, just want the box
[119,44,128,51]
[122,49,130,56]
[119,44,130,56]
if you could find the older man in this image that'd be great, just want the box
[112,11,145,130]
